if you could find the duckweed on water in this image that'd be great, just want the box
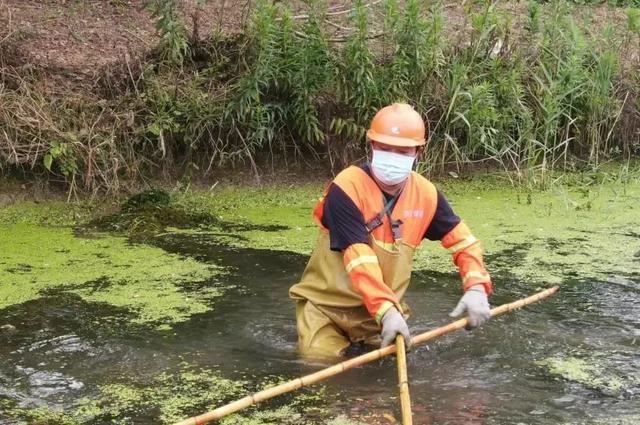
[2,174,639,328]
[5,366,352,425]
[0,201,98,227]
[0,223,221,327]
[426,180,640,285]
[98,368,246,423]
[14,407,81,425]
[219,408,362,425]
[536,356,626,393]
[172,176,640,287]
[4,366,245,424]
[2,172,639,424]
[173,185,319,252]
[220,406,300,425]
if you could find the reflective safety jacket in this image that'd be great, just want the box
[289,165,492,324]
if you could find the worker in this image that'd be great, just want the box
[289,103,492,357]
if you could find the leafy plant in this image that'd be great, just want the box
[149,0,189,64]
[43,140,78,178]
[1,0,638,191]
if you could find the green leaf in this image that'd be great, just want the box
[43,154,53,171]
[148,123,162,136]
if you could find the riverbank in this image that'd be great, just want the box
[2,1,639,192]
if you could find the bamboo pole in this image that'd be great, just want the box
[395,335,412,425]
[173,286,559,425]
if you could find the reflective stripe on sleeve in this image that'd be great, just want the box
[447,235,478,253]
[375,300,395,324]
[462,271,491,285]
[345,255,379,273]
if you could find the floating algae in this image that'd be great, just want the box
[536,356,626,393]
[0,200,97,227]
[165,177,640,288]
[171,186,319,253]
[411,178,640,285]
[219,406,301,425]
[3,365,354,425]
[3,366,244,424]
[0,223,222,328]
[8,177,638,293]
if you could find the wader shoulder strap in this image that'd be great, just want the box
[365,194,403,240]
[361,163,404,240]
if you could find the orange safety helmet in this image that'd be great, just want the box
[366,103,427,147]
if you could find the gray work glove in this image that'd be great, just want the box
[449,285,491,329]
[380,307,411,348]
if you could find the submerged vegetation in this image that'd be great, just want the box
[1,1,639,192]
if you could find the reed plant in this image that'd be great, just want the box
[222,0,333,171]
[0,0,638,192]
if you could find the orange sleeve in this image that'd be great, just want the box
[343,243,402,323]
[441,221,493,295]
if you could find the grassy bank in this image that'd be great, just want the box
[1,1,639,193]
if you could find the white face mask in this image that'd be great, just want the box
[371,149,416,186]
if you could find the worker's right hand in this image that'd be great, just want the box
[380,307,411,348]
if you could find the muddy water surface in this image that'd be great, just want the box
[1,180,639,424]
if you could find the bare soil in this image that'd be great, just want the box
[2,1,634,90]
[0,1,248,89]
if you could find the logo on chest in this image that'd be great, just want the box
[402,209,424,219]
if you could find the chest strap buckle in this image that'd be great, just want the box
[365,194,404,241]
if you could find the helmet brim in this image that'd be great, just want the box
[367,129,426,147]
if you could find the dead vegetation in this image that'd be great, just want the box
[0,1,639,195]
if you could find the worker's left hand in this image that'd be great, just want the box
[449,284,490,329]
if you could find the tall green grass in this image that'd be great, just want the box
[1,0,638,192]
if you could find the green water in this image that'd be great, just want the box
[0,174,639,424]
